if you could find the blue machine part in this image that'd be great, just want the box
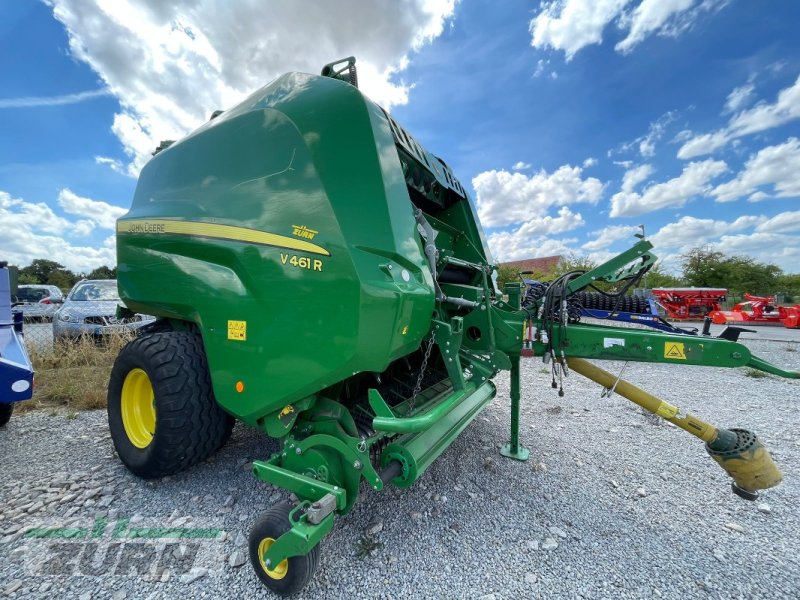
[1,265,34,404]
[578,298,696,335]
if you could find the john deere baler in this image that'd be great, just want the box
[109,58,796,596]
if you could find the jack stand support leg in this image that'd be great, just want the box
[500,354,529,461]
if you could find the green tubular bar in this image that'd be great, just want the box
[746,355,800,378]
[380,379,496,488]
[371,382,479,434]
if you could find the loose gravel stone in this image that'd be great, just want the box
[366,519,384,536]
[549,526,568,539]
[179,567,208,584]
[0,335,798,599]
[542,537,558,551]
[228,550,247,568]
[3,580,22,595]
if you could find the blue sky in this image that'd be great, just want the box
[1,0,799,273]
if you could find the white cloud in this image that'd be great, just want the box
[614,111,677,158]
[610,159,727,217]
[615,0,694,54]
[0,190,116,273]
[512,161,531,171]
[650,214,763,249]
[487,231,577,262]
[724,81,756,114]
[0,88,111,109]
[583,157,597,168]
[711,138,800,202]
[472,165,604,227]
[621,163,654,192]
[582,225,638,251]
[755,210,800,234]
[95,156,125,174]
[58,188,128,230]
[49,0,457,176]
[530,0,631,61]
[714,232,800,271]
[678,75,800,159]
[530,0,724,60]
[643,211,800,273]
[517,206,586,237]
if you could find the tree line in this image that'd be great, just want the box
[497,246,800,302]
[15,259,117,291]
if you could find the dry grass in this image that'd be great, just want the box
[17,333,134,414]
[743,367,769,379]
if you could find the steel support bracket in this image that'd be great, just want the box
[262,504,335,567]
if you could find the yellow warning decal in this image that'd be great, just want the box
[664,342,686,360]
[227,320,246,341]
[656,401,679,419]
[117,219,330,256]
[277,405,295,427]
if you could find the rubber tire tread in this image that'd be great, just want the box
[107,331,234,479]
[249,501,321,596]
[0,403,12,427]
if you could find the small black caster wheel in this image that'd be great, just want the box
[249,501,320,596]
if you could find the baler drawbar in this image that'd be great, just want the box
[108,57,797,595]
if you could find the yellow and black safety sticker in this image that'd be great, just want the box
[117,219,330,256]
[277,404,295,427]
[227,320,246,341]
[664,342,686,359]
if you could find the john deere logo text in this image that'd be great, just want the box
[126,222,165,234]
[291,225,318,240]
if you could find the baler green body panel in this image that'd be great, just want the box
[117,73,440,424]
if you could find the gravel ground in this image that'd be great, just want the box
[1,337,798,599]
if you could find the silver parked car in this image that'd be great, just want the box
[53,280,155,340]
[14,284,64,320]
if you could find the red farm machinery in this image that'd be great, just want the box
[710,294,800,329]
[652,287,728,320]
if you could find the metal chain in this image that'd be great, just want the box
[409,336,435,413]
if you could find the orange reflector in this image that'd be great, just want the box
[235,381,245,393]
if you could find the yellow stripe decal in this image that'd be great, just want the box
[117,219,330,256]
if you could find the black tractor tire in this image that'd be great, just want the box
[249,501,321,596]
[0,403,13,427]
[107,331,234,478]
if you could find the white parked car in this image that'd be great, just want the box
[52,280,155,340]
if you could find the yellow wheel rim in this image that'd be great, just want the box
[120,368,156,449]
[258,537,288,580]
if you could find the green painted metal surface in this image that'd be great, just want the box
[117,73,436,425]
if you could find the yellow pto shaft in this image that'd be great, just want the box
[567,358,783,500]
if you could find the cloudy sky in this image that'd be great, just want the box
[1,0,799,273]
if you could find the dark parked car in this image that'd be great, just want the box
[52,280,155,340]
[13,284,63,320]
